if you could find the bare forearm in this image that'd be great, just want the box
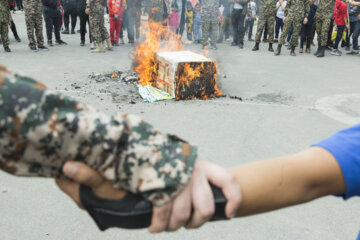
[228,147,345,217]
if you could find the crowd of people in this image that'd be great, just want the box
[0,0,359,57]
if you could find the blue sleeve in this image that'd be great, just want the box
[313,124,360,200]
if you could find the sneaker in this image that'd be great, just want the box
[56,40,67,45]
[345,46,350,51]
[330,49,341,56]
[299,48,303,53]
[305,48,311,53]
[113,42,119,46]
[15,36,21,42]
[284,41,290,47]
[90,42,96,49]
[62,29,69,34]
[80,40,85,46]
[239,43,244,49]
[129,39,135,43]
[37,45,49,51]
[346,50,359,55]
[30,45,38,51]
[119,38,124,44]
[4,46,11,52]
[248,38,254,42]
[47,40,53,46]
[225,38,230,41]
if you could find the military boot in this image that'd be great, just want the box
[91,42,105,53]
[268,43,274,52]
[252,42,259,51]
[314,47,321,56]
[317,46,325,58]
[105,39,113,50]
[290,46,296,56]
[274,44,282,56]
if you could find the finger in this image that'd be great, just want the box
[55,178,83,209]
[62,161,104,189]
[148,202,173,233]
[167,183,192,231]
[186,163,214,229]
[203,161,242,219]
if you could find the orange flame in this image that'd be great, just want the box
[111,72,118,78]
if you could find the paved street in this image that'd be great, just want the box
[1,12,359,240]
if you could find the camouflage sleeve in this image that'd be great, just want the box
[0,66,197,206]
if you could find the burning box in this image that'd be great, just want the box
[153,51,220,100]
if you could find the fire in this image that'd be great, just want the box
[111,72,118,78]
[133,20,222,100]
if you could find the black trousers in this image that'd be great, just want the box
[244,18,254,40]
[300,23,313,49]
[64,7,77,30]
[79,12,92,42]
[43,8,61,41]
[10,20,19,38]
[231,9,245,44]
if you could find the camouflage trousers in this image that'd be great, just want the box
[24,12,44,47]
[279,17,302,46]
[255,13,275,43]
[201,17,218,45]
[89,11,109,43]
[0,22,9,47]
[315,15,331,47]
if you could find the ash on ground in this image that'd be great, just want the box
[71,70,143,105]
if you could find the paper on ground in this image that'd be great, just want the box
[138,85,174,102]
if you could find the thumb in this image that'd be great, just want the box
[62,161,104,189]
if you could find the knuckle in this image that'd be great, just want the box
[198,206,214,219]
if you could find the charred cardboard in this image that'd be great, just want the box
[154,51,218,100]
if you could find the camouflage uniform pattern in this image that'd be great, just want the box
[147,0,164,23]
[89,0,109,43]
[315,0,335,46]
[0,66,197,206]
[0,0,11,47]
[23,0,44,47]
[201,0,220,45]
[279,0,309,46]
[254,0,277,44]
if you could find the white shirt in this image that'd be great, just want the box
[276,0,287,19]
[234,2,243,9]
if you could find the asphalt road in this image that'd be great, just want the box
[0,12,359,240]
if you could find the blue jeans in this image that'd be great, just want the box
[352,20,360,50]
[275,16,283,39]
[333,25,345,50]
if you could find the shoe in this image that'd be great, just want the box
[225,38,230,41]
[268,43,274,52]
[299,48,303,53]
[30,45,37,51]
[71,29,75,34]
[239,43,244,49]
[317,46,325,57]
[105,38,113,50]
[37,45,49,50]
[15,36,21,42]
[209,43,218,50]
[274,44,282,56]
[248,38,254,42]
[284,41,290,47]
[274,38,278,43]
[119,38,124,44]
[287,45,291,50]
[62,29,69,34]
[305,48,311,53]
[90,42,96,49]
[290,46,296,56]
[252,42,259,51]
[77,29,81,33]
[47,40,53,46]
[263,38,268,43]
[4,46,11,52]
[113,42,119,46]
[91,42,105,53]
[128,39,135,43]
[314,47,320,56]
[330,49,341,56]
[80,40,85,46]
[345,46,350,51]
[325,46,332,51]
[231,42,238,46]
[346,50,359,55]
[56,40,67,45]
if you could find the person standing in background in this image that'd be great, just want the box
[217,0,232,43]
[274,0,286,42]
[231,0,248,49]
[77,0,93,48]
[244,0,256,41]
[62,0,77,34]
[0,0,11,52]
[42,0,67,46]
[193,2,201,43]
[108,0,125,46]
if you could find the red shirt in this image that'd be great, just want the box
[334,0,348,26]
